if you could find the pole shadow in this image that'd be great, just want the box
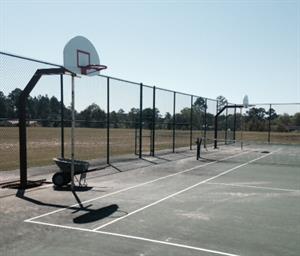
[16,189,127,224]
[73,204,125,224]
[16,189,92,212]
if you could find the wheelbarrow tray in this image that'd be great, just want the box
[53,158,89,175]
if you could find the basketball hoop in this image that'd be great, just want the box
[63,36,107,189]
[81,64,107,75]
[64,36,107,76]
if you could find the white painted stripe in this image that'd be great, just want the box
[93,149,280,231]
[25,149,251,222]
[25,220,239,256]
[207,182,300,192]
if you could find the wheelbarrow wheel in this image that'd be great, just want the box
[52,172,66,187]
[63,173,71,185]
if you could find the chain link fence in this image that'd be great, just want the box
[214,103,300,147]
[1,51,299,173]
[0,52,218,172]
[240,103,300,145]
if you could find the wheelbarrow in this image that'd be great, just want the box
[52,158,90,187]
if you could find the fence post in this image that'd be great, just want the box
[134,123,138,155]
[107,77,110,164]
[70,75,75,190]
[204,98,207,148]
[240,107,243,150]
[139,83,143,158]
[233,105,237,141]
[190,95,193,150]
[151,86,156,156]
[60,74,64,158]
[268,104,271,144]
[172,92,176,153]
[214,101,219,149]
[225,106,228,144]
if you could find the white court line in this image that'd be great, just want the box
[25,149,251,222]
[25,220,239,256]
[93,149,280,231]
[206,182,300,193]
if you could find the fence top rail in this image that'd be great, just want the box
[251,103,300,106]
[0,51,63,68]
[155,86,217,102]
[98,74,142,86]
[97,75,216,101]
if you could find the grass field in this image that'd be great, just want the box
[0,127,299,172]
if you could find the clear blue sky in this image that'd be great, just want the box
[0,0,299,112]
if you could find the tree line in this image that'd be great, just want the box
[244,107,300,132]
[0,89,299,132]
[0,89,213,129]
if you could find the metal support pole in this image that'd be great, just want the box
[19,72,42,189]
[139,83,143,158]
[107,77,110,164]
[172,92,176,153]
[151,86,156,156]
[71,75,75,190]
[214,104,244,149]
[214,115,218,149]
[233,106,237,141]
[18,67,69,190]
[19,99,28,189]
[134,123,138,155]
[214,101,219,149]
[196,138,202,160]
[203,98,207,148]
[268,104,271,144]
[225,107,228,144]
[190,95,193,150]
[60,74,64,158]
[240,107,243,150]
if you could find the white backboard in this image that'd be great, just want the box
[243,95,249,108]
[63,36,101,76]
